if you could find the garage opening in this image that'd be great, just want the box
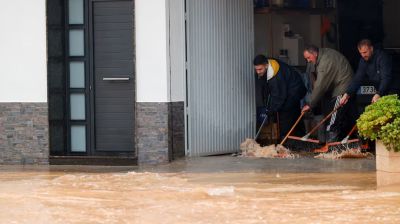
[184,0,400,157]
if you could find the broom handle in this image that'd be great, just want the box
[280,111,305,145]
[340,124,358,143]
[305,104,343,137]
[254,113,269,140]
[254,94,271,140]
[346,124,357,137]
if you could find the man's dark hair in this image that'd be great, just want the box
[304,45,319,54]
[357,39,373,49]
[253,54,268,66]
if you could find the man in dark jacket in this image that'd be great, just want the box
[302,45,354,142]
[253,54,307,141]
[340,39,400,105]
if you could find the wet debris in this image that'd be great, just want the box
[239,138,297,159]
[314,148,374,160]
[239,139,373,160]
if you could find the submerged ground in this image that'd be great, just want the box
[0,156,399,223]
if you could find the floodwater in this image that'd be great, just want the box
[1,156,399,224]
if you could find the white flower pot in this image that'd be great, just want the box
[376,140,400,187]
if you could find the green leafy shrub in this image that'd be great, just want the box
[357,94,400,152]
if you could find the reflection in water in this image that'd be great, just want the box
[0,167,399,223]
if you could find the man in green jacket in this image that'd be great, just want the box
[301,45,355,142]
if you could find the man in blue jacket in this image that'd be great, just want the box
[253,54,307,142]
[340,39,400,105]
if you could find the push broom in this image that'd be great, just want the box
[313,124,370,154]
[284,105,343,151]
[279,111,305,146]
[314,100,375,154]
[313,124,357,153]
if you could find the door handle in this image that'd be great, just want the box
[102,77,130,81]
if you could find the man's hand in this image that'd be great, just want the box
[372,94,381,103]
[302,105,311,113]
[340,93,350,105]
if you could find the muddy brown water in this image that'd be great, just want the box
[0,157,399,224]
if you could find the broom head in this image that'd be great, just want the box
[313,139,361,153]
[284,135,322,152]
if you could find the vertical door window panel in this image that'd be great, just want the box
[71,125,86,152]
[69,0,84,24]
[66,0,87,154]
[70,93,86,120]
[69,30,84,56]
[70,62,85,88]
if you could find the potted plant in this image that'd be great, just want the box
[356,94,400,186]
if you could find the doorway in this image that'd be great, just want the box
[89,0,135,156]
[47,0,135,159]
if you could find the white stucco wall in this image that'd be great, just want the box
[135,0,170,102]
[168,0,186,102]
[0,0,47,102]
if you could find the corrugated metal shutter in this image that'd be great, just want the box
[186,0,255,156]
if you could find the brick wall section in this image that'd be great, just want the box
[136,103,170,164]
[0,103,49,164]
[171,102,185,159]
[136,102,185,164]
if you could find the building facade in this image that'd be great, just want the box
[0,0,255,165]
